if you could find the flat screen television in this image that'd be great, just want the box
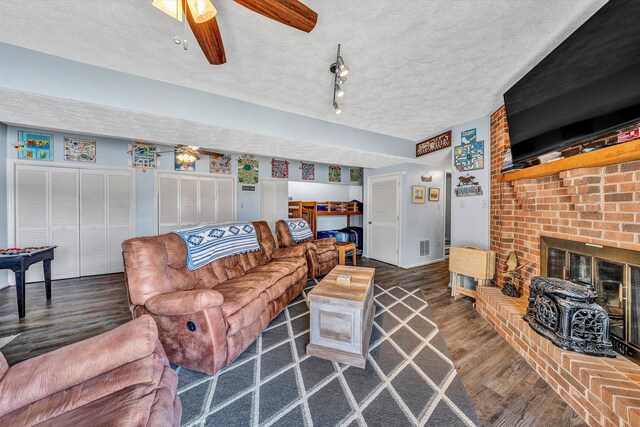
[503,0,640,167]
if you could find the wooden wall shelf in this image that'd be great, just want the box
[499,137,640,182]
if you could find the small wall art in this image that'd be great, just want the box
[416,130,451,157]
[301,163,315,181]
[209,152,231,174]
[271,159,289,179]
[174,150,196,171]
[454,174,483,197]
[238,154,259,184]
[461,128,476,145]
[64,137,96,162]
[454,140,484,171]
[412,185,426,204]
[350,168,363,182]
[16,130,53,161]
[132,142,157,169]
[329,165,341,182]
[429,187,440,202]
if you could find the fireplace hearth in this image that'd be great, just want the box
[524,276,616,357]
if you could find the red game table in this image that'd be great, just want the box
[0,246,56,318]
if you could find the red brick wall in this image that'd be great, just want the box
[490,106,640,296]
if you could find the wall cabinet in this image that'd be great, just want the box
[14,164,134,282]
[158,173,236,234]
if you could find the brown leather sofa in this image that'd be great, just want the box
[276,220,338,278]
[122,221,308,376]
[0,315,181,426]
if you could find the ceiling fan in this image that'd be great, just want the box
[152,0,318,65]
[157,144,224,163]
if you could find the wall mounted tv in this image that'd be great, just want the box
[503,0,640,167]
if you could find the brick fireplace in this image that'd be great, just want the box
[477,106,640,427]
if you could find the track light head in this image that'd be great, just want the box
[335,84,344,98]
[333,101,342,115]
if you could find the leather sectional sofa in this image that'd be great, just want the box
[276,220,339,278]
[122,221,308,375]
[0,315,181,426]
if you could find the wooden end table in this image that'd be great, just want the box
[307,265,375,368]
[335,242,357,266]
[0,246,56,318]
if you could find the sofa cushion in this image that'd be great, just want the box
[0,352,7,382]
[249,258,306,277]
[318,250,338,263]
[316,245,335,255]
[263,265,307,302]
[223,292,270,336]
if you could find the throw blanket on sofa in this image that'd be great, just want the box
[283,219,313,242]
[173,222,260,270]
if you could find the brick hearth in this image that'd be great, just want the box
[477,287,640,427]
[479,106,640,426]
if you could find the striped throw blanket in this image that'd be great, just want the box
[284,218,313,243]
[173,222,260,270]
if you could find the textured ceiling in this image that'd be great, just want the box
[0,0,606,142]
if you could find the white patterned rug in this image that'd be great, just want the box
[0,334,19,350]
[175,284,479,427]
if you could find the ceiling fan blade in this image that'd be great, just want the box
[234,0,317,33]
[185,8,226,64]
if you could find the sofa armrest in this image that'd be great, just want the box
[145,289,224,316]
[272,246,307,259]
[314,237,336,247]
[0,315,159,418]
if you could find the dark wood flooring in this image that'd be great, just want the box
[0,259,583,426]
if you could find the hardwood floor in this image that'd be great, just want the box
[0,259,584,426]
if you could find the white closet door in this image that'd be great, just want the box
[180,177,199,227]
[159,175,179,234]
[80,170,107,276]
[16,166,49,282]
[107,172,133,273]
[275,180,289,221]
[217,177,235,223]
[49,168,80,280]
[199,178,217,224]
[260,180,288,232]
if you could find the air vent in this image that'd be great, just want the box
[420,240,430,257]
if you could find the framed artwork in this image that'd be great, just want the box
[64,137,96,162]
[238,155,259,184]
[461,128,476,145]
[328,165,341,182]
[301,163,315,180]
[454,140,484,171]
[350,168,363,182]
[16,130,53,161]
[412,186,426,204]
[416,130,451,157]
[209,152,231,174]
[271,159,289,179]
[132,142,157,169]
[429,187,440,202]
[455,174,483,197]
[174,150,196,171]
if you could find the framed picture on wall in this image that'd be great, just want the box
[429,187,440,202]
[412,186,426,204]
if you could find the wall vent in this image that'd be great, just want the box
[420,240,430,257]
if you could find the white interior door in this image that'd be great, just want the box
[15,166,49,282]
[179,176,199,227]
[80,170,107,276]
[261,179,288,232]
[49,169,80,280]
[107,172,133,273]
[217,177,235,223]
[199,178,217,224]
[367,174,400,265]
[159,175,179,234]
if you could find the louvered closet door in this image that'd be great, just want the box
[16,166,49,282]
[199,178,217,224]
[159,175,179,234]
[107,172,133,273]
[49,169,80,280]
[180,177,199,227]
[80,170,107,276]
[217,177,235,223]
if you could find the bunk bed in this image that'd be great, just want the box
[288,201,362,239]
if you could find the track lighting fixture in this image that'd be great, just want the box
[330,44,349,114]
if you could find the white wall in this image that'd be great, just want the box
[288,181,363,230]
[0,124,8,286]
[364,162,446,268]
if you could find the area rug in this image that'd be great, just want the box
[0,334,19,350]
[176,284,480,427]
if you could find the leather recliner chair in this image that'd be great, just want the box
[275,220,339,279]
[0,315,181,426]
[122,221,308,376]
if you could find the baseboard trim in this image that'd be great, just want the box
[400,258,445,270]
[0,282,11,291]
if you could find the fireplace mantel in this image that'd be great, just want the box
[499,137,640,183]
